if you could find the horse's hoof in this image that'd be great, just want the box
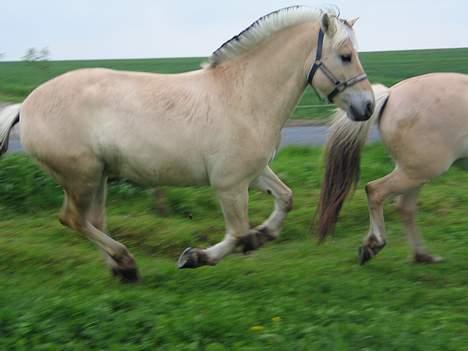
[358,246,374,265]
[413,253,444,264]
[111,266,139,283]
[358,240,386,265]
[177,247,210,269]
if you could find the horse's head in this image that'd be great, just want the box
[307,13,374,121]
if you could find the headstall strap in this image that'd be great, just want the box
[307,28,368,102]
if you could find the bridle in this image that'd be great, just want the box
[307,28,368,102]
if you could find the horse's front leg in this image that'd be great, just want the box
[239,166,293,253]
[178,184,250,269]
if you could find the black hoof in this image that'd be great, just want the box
[111,266,139,283]
[413,253,444,264]
[239,227,275,254]
[177,247,211,269]
[358,242,386,265]
[358,246,374,265]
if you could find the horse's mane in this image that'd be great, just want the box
[203,6,341,69]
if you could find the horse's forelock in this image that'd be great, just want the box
[330,18,358,51]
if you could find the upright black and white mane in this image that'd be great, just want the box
[204,6,344,68]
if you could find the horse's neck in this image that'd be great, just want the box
[229,22,318,132]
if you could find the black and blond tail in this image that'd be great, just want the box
[315,84,390,241]
[0,104,21,156]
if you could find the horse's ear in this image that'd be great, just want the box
[348,17,359,27]
[321,13,337,37]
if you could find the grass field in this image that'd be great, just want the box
[1,47,468,120]
[2,146,468,350]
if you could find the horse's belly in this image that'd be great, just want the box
[110,153,209,187]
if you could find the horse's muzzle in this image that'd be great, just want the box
[350,100,374,122]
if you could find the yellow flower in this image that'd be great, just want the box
[272,316,281,323]
[250,325,265,332]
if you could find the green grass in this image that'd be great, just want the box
[2,47,468,120]
[2,145,468,350]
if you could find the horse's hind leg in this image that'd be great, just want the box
[395,187,443,263]
[360,168,424,265]
[59,175,138,282]
[87,176,130,271]
[88,176,108,231]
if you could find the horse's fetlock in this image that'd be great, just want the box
[283,190,293,212]
[367,234,386,249]
[117,247,130,259]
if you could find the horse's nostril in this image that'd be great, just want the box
[365,101,374,117]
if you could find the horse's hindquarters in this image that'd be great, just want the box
[379,73,468,177]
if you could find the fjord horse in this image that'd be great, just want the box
[0,7,373,281]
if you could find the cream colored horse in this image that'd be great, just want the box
[317,73,468,265]
[0,6,374,282]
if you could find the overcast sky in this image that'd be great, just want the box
[1,0,467,61]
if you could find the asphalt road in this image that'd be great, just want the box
[8,137,22,153]
[279,125,380,148]
[7,125,380,153]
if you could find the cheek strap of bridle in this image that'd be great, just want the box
[306,28,368,102]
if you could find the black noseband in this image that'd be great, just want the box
[307,29,368,102]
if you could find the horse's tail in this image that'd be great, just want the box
[315,84,391,241]
[0,104,21,156]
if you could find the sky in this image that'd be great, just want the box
[1,0,468,61]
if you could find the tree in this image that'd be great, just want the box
[38,47,50,61]
[23,48,38,62]
[22,47,51,73]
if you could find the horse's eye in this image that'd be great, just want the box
[340,54,352,64]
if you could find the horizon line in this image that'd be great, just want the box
[1,46,467,64]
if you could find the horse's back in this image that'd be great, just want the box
[18,68,220,186]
